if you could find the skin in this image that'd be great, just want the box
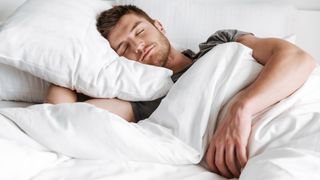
[107,13,193,74]
[45,12,317,179]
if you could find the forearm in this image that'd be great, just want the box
[85,98,136,122]
[241,50,317,116]
[44,84,77,104]
[205,35,317,178]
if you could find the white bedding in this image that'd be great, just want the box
[0,43,320,179]
[0,101,219,180]
[0,100,34,108]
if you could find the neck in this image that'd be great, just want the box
[164,47,192,74]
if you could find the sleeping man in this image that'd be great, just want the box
[44,5,317,179]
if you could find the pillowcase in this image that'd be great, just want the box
[0,22,48,103]
[0,0,173,102]
[0,63,49,102]
[117,0,296,51]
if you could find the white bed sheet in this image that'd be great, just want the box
[0,100,224,180]
[1,43,320,180]
[0,100,34,108]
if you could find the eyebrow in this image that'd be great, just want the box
[116,21,143,52]
[130,21,142,32]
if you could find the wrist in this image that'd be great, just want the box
[231,91,255,117]
[223,98,253,125]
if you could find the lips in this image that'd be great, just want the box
[141,44,155,62]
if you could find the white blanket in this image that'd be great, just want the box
[1,43,320,179]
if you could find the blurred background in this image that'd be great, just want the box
[0,0,319,63]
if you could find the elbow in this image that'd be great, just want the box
[43,98,54,104]
[297,50,318,73]
[43,94,58,104]
[43,84,77,104]
[274,38,318,71]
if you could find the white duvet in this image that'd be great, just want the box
[0,43,320,180]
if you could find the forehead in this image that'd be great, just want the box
[107,14,150,46]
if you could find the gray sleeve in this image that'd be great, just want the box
[130,97,163,122]
[195,29,252,59]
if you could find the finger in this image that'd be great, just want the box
[226,143,240,177]
[205,143,219,173]
[215,145,233,178]
[236,143,248,170]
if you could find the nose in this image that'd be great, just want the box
[135,41,145,54]
[129,36,145,54]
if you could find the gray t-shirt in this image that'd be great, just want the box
[130,29,251,121]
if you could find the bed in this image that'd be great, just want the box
[1,44,320,180]
[0,104,217,179]
[0,100,33,108]
[1,0,320,180]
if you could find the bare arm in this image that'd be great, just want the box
[206,35,317,178]
[85,99,136,122]
[44,84,77,104]
[236,34,317,115]
[44,84,135,122]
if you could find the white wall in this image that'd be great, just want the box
[290,0,320,10]
[293,10,320,62]
[0,0,319,62]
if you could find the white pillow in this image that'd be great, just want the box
[0,43,264,164]
[117,0,296,51]
[0,64,49,102]
[0,0,173,101]
[0,22,48,103]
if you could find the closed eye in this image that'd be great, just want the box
[118,44,128,56]
[121,45,128,55]
[123,46,128,54]
[136,29,144,36]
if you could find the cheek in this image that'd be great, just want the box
[123,50,139,61]
[144,29,160,42]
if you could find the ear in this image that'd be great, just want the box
[153,20,166,34]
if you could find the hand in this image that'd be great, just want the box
[205,91,252,178]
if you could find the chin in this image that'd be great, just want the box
[151,59,165,67]
[147,53,168,67]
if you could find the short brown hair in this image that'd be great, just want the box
[97,5,154,39]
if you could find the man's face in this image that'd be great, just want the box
[107,13,170,67]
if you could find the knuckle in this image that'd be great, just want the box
[235,139,243,147]
[216,140,226,147]
[226,140,234,147]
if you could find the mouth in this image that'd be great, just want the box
[141,44,155,62]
